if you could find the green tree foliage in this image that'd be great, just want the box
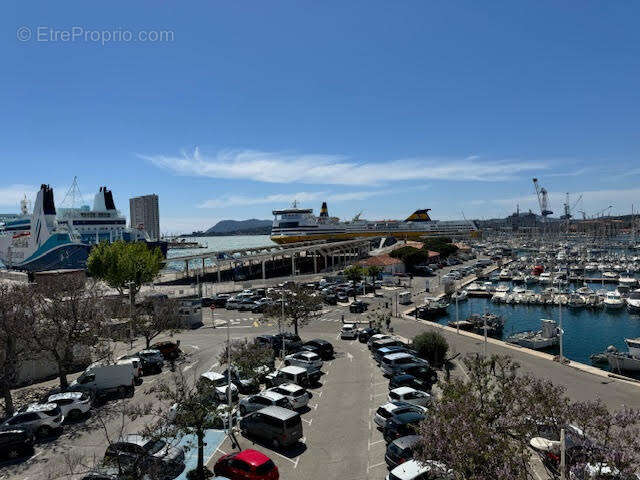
[343,264,364,299]
[265,285,323,336]
[412,331,449,366]
[415,354,640,480]
[218,338,275,384]
[87,240,163,303]
[422,237,458,257]
[135,297,180,349]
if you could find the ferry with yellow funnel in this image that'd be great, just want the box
[270,202,479,244]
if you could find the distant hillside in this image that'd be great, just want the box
[203,219,272,235]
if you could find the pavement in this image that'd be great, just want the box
[6,257,640,480]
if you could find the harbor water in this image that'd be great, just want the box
[437,283,640,370]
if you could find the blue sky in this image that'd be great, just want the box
[2,1,640,233]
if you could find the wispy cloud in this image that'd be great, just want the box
[141,148,547,186]
[0,184,36,208]
[198,189,390,208]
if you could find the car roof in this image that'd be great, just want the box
[201,371,224,381]
[391,386,417,395]
[390,460,448,480]
[342,323,355,328]
[308,338,329,345]
[259,405,299,420]
[48,392,84,401]
[272,383,304,393]
[122,434,148,446]
[256,391,285,401]
[393,411,425,423]
[279,365,307,374]
[384,352,414,361]
[234,448,271,467]
[20,403,57,413]
[138,349,161,355]
[392,435,421,449]
[295,351,319,358]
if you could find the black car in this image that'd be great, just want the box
[383,411,425,443]
[385,434,421,469]
[397,364,438,389]
[389,374,427,391]
[272,333,303,354]
[322,294,338,305]
[336,293,349,303]
[349,301,369,313]
[212,294,230,308]
[201,297,215,308]
[220,367,260,394]
[358,327,380,343]
[0,428,34,460]
[301,339,334,360]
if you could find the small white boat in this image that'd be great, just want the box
[619,275,639,287]
[524,275,538,285]
[627,289,640,314]
[538,272,552,284]
[506,319,559,350]
[607,338,640,372]
[602,271,619,279]
[450,290,468,302]
[603,290,625,310]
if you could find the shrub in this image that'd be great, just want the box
[412,331,449,366]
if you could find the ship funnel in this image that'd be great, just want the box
[405,209,432,222]
[541,319,557,339]
[320,202,329,217]
[93,186,116,212]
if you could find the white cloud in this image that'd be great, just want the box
[0,184,36,208]
[141,148,548,186]
[197,189,391,209]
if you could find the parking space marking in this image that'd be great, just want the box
[301,418,313,425]
[367,461,387,471]
[368,439,384,450]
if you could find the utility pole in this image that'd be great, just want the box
[455,296,460,334]
[226,314,232,434]
[559,302,564,363]
[483,314,487,357]
[560,428,566,480]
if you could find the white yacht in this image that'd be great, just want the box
[627,289,640,314]
[538,272,552,284]
[607,338,640,372]
[603,290,625,310]
[506,319,559,350]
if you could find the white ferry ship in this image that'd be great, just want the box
[270,202,479,244]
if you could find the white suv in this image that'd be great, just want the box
[267,383,310,410]
[284,351,323,373]
[388,387,431,407]
[2,403,64,437]
[47,392,92,421]
[341,323,358,339]
[197,372,239,402]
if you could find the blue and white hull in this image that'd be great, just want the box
[12,240,90,272]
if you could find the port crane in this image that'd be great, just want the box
[560,193,583,220]
[532,178,553,220]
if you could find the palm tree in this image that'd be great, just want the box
[343,265,364,300]
[366,265,383,296]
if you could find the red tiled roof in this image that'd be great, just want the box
[427,250,440,257]
[358,254,404,267]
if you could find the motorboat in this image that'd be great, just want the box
[567,293,586,309]
[524,275,538,285]
[506,319,559,350]
[603,290,625,310]
[627,289,640,314]
[607,338,640,372]
[618,275,639,288]
[450,290,468,302]
[538,272,552,284]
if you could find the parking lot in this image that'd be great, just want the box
[5,254,638,480]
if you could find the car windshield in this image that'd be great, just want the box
[144,439,166,454]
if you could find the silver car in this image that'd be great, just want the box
[267,383,310,410]
[2,403,64,437]
[284,351,323,373]
[238,391,293,416]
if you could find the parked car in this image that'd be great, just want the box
[272,333,303,354]
[358,327,381,343]
[238,298,257,311]
[336,292,349,303]
[265,365,310,389]
[388,387,431,407]
[0,428,34,459]
[104,434,185,478]
[239,391,293,416]
[386,459,453,480]
[340,323,358,340]
[267,383,310,410]
[239,406,303,449]
[221,367,260,394]
[374,345,413,364]
[2,403,64,438]
[251,298,273,313]
[168,402,238,430]
[212,294,231,307]
[214,449,279,480]
[383,411,426,443]
[374,401,426,428]
[301,339,334,360]
[116,357,143,383]
[322,294,338,305]
[385,434,421,469]
[284,351,323,373]
[396,364,438,390]
[135,349,164,374]
[368,334,391,349]
[150,341,181,360]
[381,352,419,376]
[349,300,369,313]
[47,392,92,421]
[198,372,239,402]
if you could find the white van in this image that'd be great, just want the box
[116,357,143,382]
[69,363,135,397]
[398,291,412,304]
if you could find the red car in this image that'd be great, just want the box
[213,449,279,480]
